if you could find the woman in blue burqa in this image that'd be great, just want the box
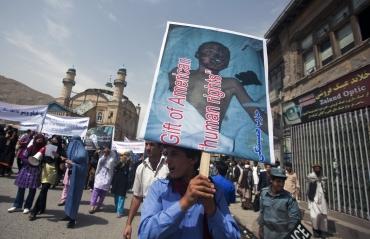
[60,136,88,228]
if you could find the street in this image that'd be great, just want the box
[1,0,370,237]
[0,175,140,239]
[0,173,256,239]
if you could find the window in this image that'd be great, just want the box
[297,5,361,78]
[315,24,329,39]
[303,50,316,75]
[352,0,368,11]
[97,112,103,122]
[269,61,284,90]
[331,7,350,25]
[314,23,334,67]
[319,39,334,66]
[358,5,370,40]
[108,111,114,119]
[300,34,316,76]
[301,34,313,51]
[336,24,355,54]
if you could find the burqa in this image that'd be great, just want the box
[64,136,88,220]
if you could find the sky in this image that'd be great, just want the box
[0,0,290,135]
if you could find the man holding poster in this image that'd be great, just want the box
[138,145,240,239]
[142,22,274,164]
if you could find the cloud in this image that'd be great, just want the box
[44,0,73,10]
[142,0,167,4]
[108,12,118,22]
[95,1,119,23]
[46,18,70,41]
[146,0,161,3]
[3,30,99,95]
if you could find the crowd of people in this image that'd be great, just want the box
[0,126,143,229]
[0,125,330,238]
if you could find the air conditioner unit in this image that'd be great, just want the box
[306,66,316,75]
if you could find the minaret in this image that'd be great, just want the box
[108,67,127,140]
[60,68,76,107]
[112,68,127,102]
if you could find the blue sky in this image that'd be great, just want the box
[0,0,290,132]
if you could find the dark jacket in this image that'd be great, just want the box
[0,133,18,167]
[239,168,253,190]
[258,171,271,192]
[111,161,130,196]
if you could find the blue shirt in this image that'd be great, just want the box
[211,175,236,205]
[258,187,301,239]
[138,179,240,239]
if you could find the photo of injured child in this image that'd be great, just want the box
[142,23,273,163]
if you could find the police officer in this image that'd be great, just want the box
[258,167,301,239]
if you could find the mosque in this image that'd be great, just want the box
[55,67,140,140]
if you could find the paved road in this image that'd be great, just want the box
[0,175,140,239]
[1,171,257,239]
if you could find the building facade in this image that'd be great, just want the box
[56,68,140,140]
[47,101,81,117]
[266,0,370,220]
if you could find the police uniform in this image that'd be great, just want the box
[258,168,301,239]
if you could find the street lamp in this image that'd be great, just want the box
[105,75,113,88]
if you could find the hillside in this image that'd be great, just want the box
[0,75,54,105]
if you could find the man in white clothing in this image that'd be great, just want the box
[252,161,259,194]
[123,141,168,239]
[307,164,328,238]
[89,147,116,214]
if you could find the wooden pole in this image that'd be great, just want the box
[199,152,211,177]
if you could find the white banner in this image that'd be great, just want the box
[0,101,47,124]
[21,114,90,137]
[41,114,90,137]
[18,122,40,131]
[112,140,145,154]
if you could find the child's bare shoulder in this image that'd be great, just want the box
[222,77,240,87]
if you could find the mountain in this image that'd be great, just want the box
[0,75,55,105]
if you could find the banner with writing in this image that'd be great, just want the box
[112,140,145,154]
[141,22,274,163]
[283,64,370,125]
[20,114,90,137]
[84,125,115,151]
[41,114,90,137]
[0,101,47,124]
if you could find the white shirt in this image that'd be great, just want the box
[132,156,168,197]
[94,154,116,191]
[252,166,259,185]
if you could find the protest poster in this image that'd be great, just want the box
[0,101,47,125]
[84,125,115,151]
[141,22,274,163]
[112,140,145,154]
[45,144,58,158]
